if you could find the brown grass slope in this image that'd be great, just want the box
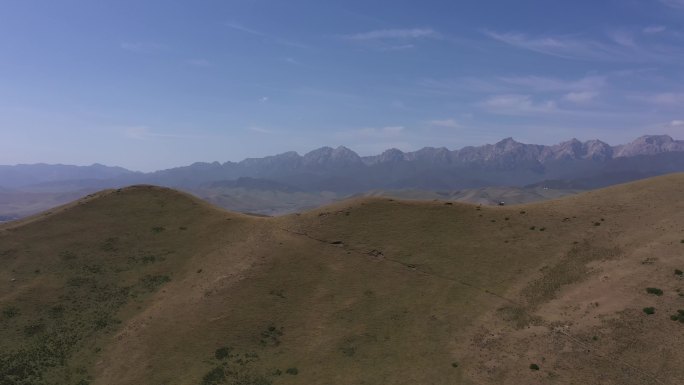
[1,175,684,385]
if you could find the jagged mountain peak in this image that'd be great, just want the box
[302,146,362,167]
[615,134,684,157]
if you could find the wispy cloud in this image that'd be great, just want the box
[661,0,684,9]
[485,31,616,60]
[636,92,684,106]
[337,126,405,139]
[120,42,165,53]
[669,120,684,127]
[248,126,275,134]
[643,26,667,34]
[607,29,636,47]
[124,126,201,140]
[340,28,440,51]
[186,58,212,67]
[563,91,599,103]
[225,22,308,49]
[499,75,606,92]
[344,28,439,40]
[428,119,460,128]
[484,30,680,62]
[480,94,558,115]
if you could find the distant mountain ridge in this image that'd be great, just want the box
[2,135,684,193]
[134,134,684,191]
[0,163,137,189]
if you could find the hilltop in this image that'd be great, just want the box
[1,175,684,384]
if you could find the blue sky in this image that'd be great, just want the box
[1,0,684,171]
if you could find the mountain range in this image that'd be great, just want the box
[1,134,684,218]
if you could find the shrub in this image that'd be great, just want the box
[285,367,298,375]
[675,269,683,276]
[643,307,656,315]
[140,275,171,292]
[646,287,663,296]
[671,310,684,322]
[529,226,536,230]
[451,362,459,368]
[539,227,546,232]
[215,347,232,360]
[593,222,601,226]
[2,306,19,318]
[201,367,226,385]
[529,363,540,371]
[151,226,165,233]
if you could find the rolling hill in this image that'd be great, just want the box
[1,174,684,384]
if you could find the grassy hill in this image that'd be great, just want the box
[1,175,683,385]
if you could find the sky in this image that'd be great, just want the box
[1,0,684,171]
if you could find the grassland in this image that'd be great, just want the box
[1,174,684,384]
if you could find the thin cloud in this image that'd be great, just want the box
[640,92,684,106]
[485,30,624,60]
[643,26,667,34]
[607,29,636,47]
[480,94,558,115]
[484,30,680,62]
[225,22,308,49]
[499,75,606,92]
[344,28,439,40]
[186,59,213,67]
[564,91,599,103]
[661,0,684,9]
[248,126,275,134]
[669,120,684,127]
[124,126,202,140]
[428,119,460,128]
[337,126,405,139]
[120,42,165,53]
[382,44,416,51]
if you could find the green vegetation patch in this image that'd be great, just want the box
[258,325,283,347]
[0,259,173,384]
[522,242,621,309]
[670,310,684,323]
[643,307,656,315]
[201,348,272,385]
[2,306,19,319]
[645,287,663,296]
[139,274,171,292]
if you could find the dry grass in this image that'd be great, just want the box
[1,174,684,384]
